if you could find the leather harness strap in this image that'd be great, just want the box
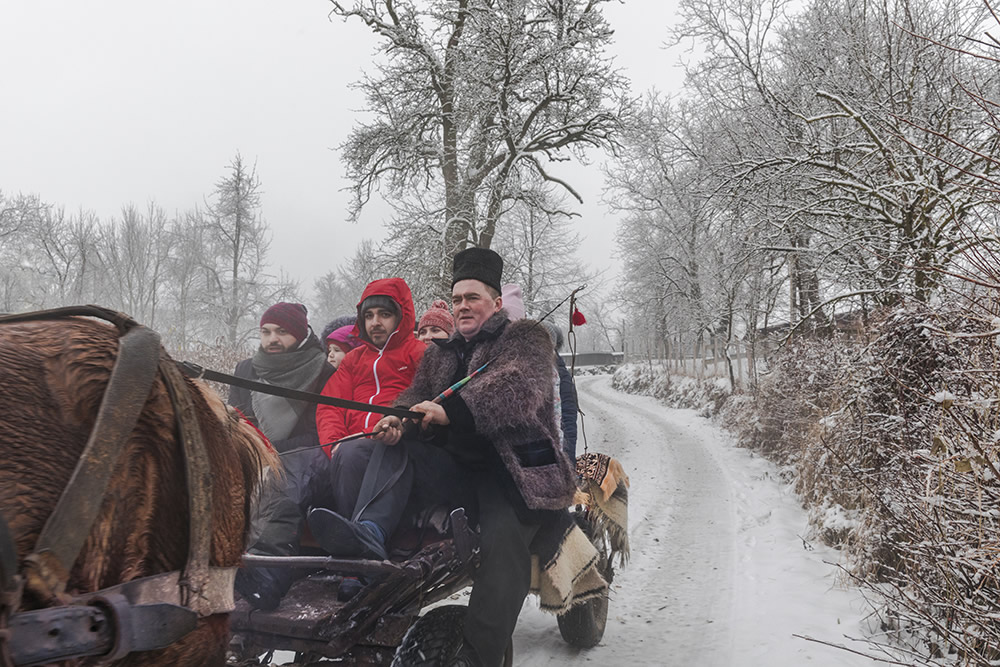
[177,361,423,420]
[0,516,16,595]
[29,324,163,591]
[157,356,218,615]
[0,305,137,334]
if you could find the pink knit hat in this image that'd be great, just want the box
[326,325,361,353]
[417,300,454,335]
[260,302,309,342]
[501,284,525,320]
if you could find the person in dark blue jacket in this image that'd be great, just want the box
[544,322,579,460]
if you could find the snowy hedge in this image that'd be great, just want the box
[726,302,1000,664]
[613,303,1000,661]
[611,362,732,416]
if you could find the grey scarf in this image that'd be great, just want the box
[250,340,328,443]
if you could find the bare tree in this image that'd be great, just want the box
[159,210,211,351]
[311,239,383,325]
[199,153,293,346]
[491,185,592,317]
[607,96,770,360]
[0,192,45,311]
[0,191,43,241]
[96,202,173,326]
[25,206,101,307]
[330,0,629,289]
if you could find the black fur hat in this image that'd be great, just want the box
[452,247,503,293]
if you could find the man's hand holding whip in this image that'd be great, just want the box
[373,400,450,445]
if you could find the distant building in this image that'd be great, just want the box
[559,350,624,367]
[755,310,866,339]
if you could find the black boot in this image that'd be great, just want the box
[337,576,366,601]
[308,508,388,560]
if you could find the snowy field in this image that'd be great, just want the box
[509,374,873,666]
[274,373,876,666]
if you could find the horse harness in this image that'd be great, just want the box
[0,306,238,666]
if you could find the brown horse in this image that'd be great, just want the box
[0,316,276,665]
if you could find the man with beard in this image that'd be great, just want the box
[228,301,334,609]
[310,278,425,571]
[230,302,333,494]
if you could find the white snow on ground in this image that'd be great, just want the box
[510,374,873,666]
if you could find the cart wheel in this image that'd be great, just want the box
[556,513,612,648]
[391,605,512,667]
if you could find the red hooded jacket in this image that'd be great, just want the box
[316,278,426,455]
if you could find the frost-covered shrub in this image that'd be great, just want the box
[720,335,856,464]
[611,362,732,416]
[831,303,1000,663]
[573,364,619,376]
[734,302,1000,663]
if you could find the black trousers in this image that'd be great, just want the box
[463,472,540,666]
[323,437,539,667]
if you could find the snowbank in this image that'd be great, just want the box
[610,362,732,416]
[608,305,1000,664]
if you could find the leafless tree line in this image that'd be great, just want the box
[0,153,296,353]
[608,0,1000,375]
[1,145,597,355]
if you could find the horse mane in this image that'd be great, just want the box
[190,377,281,536]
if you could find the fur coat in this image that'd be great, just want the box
[396,310,577,511]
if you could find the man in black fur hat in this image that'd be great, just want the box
[308,248,577,667]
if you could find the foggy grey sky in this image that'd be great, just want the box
[0,1,684,293]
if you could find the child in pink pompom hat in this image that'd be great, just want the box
[325,325,361,370]
[416,299,454,343]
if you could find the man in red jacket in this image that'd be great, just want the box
[309,278,425,558]
[316,277,425,450]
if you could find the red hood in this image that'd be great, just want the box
[353,277,417,350]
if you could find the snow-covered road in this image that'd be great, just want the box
[510,374,873,666]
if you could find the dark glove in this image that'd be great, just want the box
[234,566,294,611]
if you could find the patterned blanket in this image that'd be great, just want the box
[574,452,630,567]
[529,453,630,614]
